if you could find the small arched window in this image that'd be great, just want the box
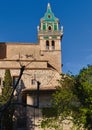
[46,40,49,50]
[52,40,55,50]
[48,26,52,31]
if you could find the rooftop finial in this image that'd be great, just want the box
[48,3,50,8]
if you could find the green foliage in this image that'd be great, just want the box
[41,67,92,129]
[0,69,13,104]
[41,117,63,130]
[52,74,79,119]
[0,69,14,130]
[1,104,14,130]
[42,107,58,118]
[3,69,12,87]
[41,74,80,130]
[75,65,92,129]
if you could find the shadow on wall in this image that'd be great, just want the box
[0,43,6,59]
[13,80,28,130]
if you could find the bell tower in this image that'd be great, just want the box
[37,3,63,72]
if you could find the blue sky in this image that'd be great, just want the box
[0,0,92,75]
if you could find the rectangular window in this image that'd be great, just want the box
[54,24,57,30]
[13,76,22,93]
[43,24,46,30]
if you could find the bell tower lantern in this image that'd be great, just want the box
[37,3,63,72]
[37,3,63,51]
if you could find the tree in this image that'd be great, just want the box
[0,66,25,130]
[1,69,12,104]
[41,66,92,130]
[41,74,81,130]
[75,65,92,129]
[0,69,14,130]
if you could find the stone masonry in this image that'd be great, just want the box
[0,3,63,130]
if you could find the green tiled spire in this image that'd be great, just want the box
[41,3,59,22]
[38,3,63,38]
